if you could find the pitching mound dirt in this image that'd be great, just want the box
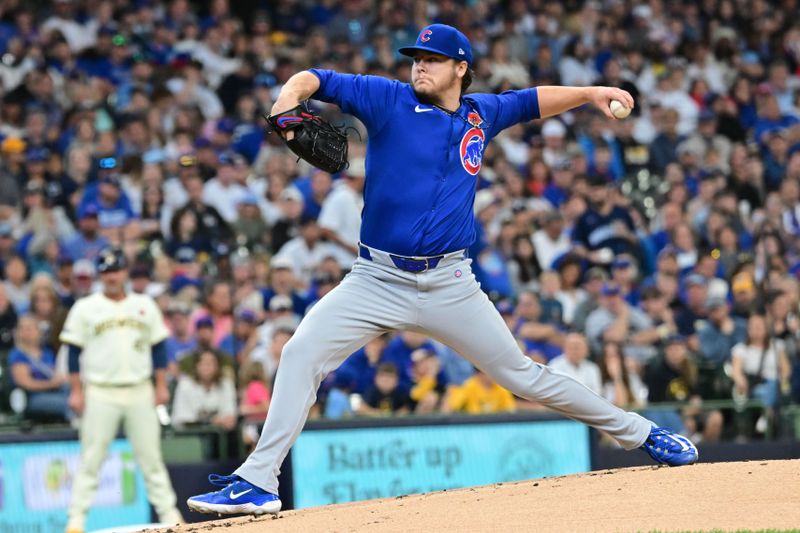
[162,460,800,532]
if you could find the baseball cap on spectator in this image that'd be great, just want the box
[57,254,74,267]
[741,51,760,65]
[194,137,212,149]
[611,256,633,270]
[541,119,566,138]
[553,159,572,171]
[170,275,201,294]
[1,137,26,153]
[601,282,621,296]
[195,316,213,329]
[168,301,191,315]
[270,256,293,271]
[214,242,232,258]
[279,187,303,203]
[97,25,116,36]
[665,333,687,346]
[130,264,150,278]
[677,138,703,158]
[24,182,45,196]
[79,203,99,219]
[98,156,117,170]
[97,24,119,37]
[178,153,198,167]
[731,272,755,294]
[217,118,236,135]
[218,151,238,166]
[632,4,652,18]
[398,23,474,66]
[705,295,728,311]
[143,149,166,165]
[26,147,50,163]
[684,273,707,288]
[0,222,13,238]
[495,300,515,315]
[174,247,197,264]
[658,245,679,260]
[698,109,716,122]
[254,73,277,88]
[238,193,259,206]
[73,259,96,278]
[236,308,257,323]
[269,294,293,312]
[585,266,608,282]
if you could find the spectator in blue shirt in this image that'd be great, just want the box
[380,332,437,393]
[219,309,259,363]
[78,176,137,235]
[334,334,391,395]
[698,296,747,365]
[293,169,332,220]
[165,301,197,377]
[572,175,639,259]
[753,91,800,145]
[60,204,109,262]
[8,314,69,421]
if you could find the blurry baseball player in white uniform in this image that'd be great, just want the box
[60,248,182,533]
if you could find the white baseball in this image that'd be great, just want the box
[609,99,631,119]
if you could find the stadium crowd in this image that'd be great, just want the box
[1,0,800,445]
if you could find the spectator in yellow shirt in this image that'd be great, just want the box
[444,369,516,414]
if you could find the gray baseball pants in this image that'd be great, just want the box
[235,246,652,493]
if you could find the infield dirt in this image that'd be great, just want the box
[153,460,800,532]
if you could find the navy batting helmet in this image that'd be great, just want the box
[96,247,128,273]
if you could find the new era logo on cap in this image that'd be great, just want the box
[459,48,465,54]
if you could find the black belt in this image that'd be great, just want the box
[359,245,445,273]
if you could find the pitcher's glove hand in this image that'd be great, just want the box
[266,104,350,174]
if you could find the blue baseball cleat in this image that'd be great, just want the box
[640,426,699,466]
[187,474,281,516]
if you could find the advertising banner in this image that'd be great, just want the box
[0,439,149,532]
[292,419,590,509]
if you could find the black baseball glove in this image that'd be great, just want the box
[266,104,350,174]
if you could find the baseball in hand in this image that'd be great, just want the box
[609,99,631,119]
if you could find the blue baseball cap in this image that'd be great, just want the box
[601,282,621,296]
[665,333,687,345]
[79,203,99,219]
[611,257,632,270]
[26,146,50,162]
[398,24,473,66]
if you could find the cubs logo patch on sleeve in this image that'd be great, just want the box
[460,128,485,175]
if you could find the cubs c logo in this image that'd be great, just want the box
[420,29,432,42]
[460,128,485,175]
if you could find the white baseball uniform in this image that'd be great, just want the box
[60,291,182,532]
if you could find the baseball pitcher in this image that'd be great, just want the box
[188,24,698,516]
[61,248,182,532]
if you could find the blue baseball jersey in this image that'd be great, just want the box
[309,69,540,256]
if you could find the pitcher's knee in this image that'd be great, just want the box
[279,334,330,376]
[484,356,544,396]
